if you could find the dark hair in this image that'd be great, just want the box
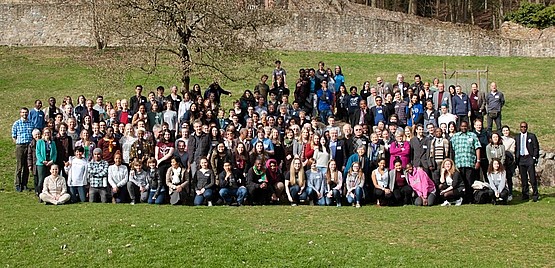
[156,86,165,91]
[74,146,85,153]
[487,158,505,174]
[393,157,403,166]
[136,85,143,90]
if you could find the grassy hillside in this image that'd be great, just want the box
[1,47,554,267]
[2,47,554,189]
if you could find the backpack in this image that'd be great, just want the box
[474,189,491,204]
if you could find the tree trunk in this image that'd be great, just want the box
[371,0,377,7]
[469,0,474,25]
[180,44,191,94]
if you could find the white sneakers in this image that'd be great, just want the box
[207,201,213,207]
[454,198,463,206]
[508,195,513,202]
[441,200,451,206]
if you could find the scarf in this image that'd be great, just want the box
[104,137,115,152]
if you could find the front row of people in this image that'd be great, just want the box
[41,145,510,207]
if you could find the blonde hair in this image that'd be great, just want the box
[289,157,305,187]
[441,158,457,174]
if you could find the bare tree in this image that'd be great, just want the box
[111,0,282,93]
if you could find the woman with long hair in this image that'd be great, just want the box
[36,127,57,199]
[312,135,330,174]
[501,125,516,201]
[249,141,268,167]
[345,161,365,208]
[284,157,308,206]
[487,158,509,205]
[120,124,137,165]
[438,158,464,206]
[372,158,393,206]
[325,160,343,206]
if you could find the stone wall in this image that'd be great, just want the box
[0,3,93,46]
[0,2,554,57]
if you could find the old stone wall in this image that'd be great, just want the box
[0,3,554,57]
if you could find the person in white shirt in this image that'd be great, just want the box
[65,146,88,203]
[437,104,457,127]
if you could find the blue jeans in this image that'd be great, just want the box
[319,109,332,123]
[194,189,213,206]
[306,187,328,205]
[148,189,166,204]
[219,187,247,205]
[289,185,308,204]
[346,186,363,204]
[69,186,87,203]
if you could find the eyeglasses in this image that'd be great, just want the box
[354,129,362,131]
[520,125,528,128]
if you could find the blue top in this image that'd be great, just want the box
[12,118,34,144]
[317,89,334,111]
[334,74,345,93]
[29,108,45,130]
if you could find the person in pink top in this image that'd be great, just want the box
[406,163,436,206]
[388,129,411,168]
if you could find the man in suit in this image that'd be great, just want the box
[328,128,347,171]
[432,83,451,112]
[393,74,411,98]
[349,99,372,127]
[79,99,100,123]
[515,122,540,202]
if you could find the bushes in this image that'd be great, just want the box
[505,2,555,29]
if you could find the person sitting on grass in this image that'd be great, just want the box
[487,158,509,205]
[127,158,149,205]
[193,157,215,206]
[438,158,464,206]
[65,146,88,203]
[345,162,365,208]
[306,161,328,206]
[219,161,247,206]
[39,164,71,205]
[87,148,109,203]
[372,158,394,206]
[405,163,436,206]
[325,160,343,207]
[108,152,129,204]
[165,156,187,205]
[284,157,308,206]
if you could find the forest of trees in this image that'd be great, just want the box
[352,0,555,29]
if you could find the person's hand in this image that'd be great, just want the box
[176,185,182,193]
[64,161,70,167]
[200,188,205,194]
[495,192,499,198]
[112,187,118,193]
[327,191,333,198]
[423,198,428,206]
[28,166,32,171]
[286,155,292,160]
[475,161,480,169]
[440,190,445,196]
[140,186,145,192]
[195,190,202,195]
[317,192,322,199]
[384,188,391,194]
[288,196,293,202]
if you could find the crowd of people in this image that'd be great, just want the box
[11,60,541,206]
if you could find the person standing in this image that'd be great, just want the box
[12,107,34,192]
[450,121,481,203]
[515,122,540,202]
[468,83,486,128]
[485,82,505,132]
[451,85,471,128]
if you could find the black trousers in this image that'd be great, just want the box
[519,155,538,199]
[393,185,413,205]
[459,167,476,203]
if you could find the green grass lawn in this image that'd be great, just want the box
[1,190,554,267]
[1,47,555,267]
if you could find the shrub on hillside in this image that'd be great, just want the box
[505,2,555,29]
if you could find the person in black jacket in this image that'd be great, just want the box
[246,158,270,205]
[219,161,247,206]
[187,120,210,176]
[515,122,540,202]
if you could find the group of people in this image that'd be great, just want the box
[11,60,541,206]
